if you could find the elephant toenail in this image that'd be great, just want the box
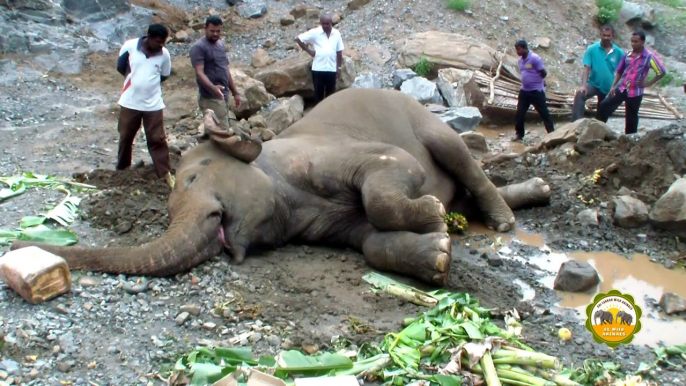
[435,253,450,272]
[433,273,448,285]
[438,237,450,253]
[497,223,511,232]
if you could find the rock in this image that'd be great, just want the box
[460,132,488,153]
[553,260,600,292]
[613,195,649,228]
[254,53,355,97]
[619,2,656,28]
[264,95,305,134]
[62,0,130,22]
[280,14,295,26]
[400,77,443,105]
[236,1,267,19]
[347,0,372,10]
[180,304,201,316]
[289,5,312,19]
[175,312,190,325]
[667,140,686,174]
[248,114,267,128]
[350,73,383,89]
[263,38,276,49]
[174,30,191,42]
[437,107,482,133]
[251,48,274,68]
[533,37,551,49]
[659,292,686,315]
[228,69,275,119]
[1,359,20,375]
[436,68,480,108]
[392,68,417,89]
[577,209,599,227]
[261,128,276,141]
[397,31,520,75]
[649,178,686,235]
[332,13,341,24]
[542,118,615,148]
[78,276,99,287]
[487,254,503,267]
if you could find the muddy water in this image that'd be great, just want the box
[475,125,527,153]
[458,223,686,348]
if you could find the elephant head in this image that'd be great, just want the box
[11,111,277,276]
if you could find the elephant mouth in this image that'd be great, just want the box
[218,226,231,251]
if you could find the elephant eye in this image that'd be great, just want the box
[187,174,197,185]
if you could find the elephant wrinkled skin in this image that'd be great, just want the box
[12,89,551,286]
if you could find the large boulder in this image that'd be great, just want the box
[541,118,616,148]
[63,0,130,22]
[659,292,686,315]
[400,77,443,105]
[649,178,686,235]
[619,1,656,28]
[396,31,519,77]
[437,107,482,133]
[228,69,275,119]
[460,132,488,154]
[613,195,649,228]
[436,68,481,108]
[393,68,417,89]
[263,95,305,135]
[254,52,356,98]
[236,1,267,19]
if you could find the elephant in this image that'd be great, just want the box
[615,310,633,326]
[11,88,552,286]
[594,310,614,325]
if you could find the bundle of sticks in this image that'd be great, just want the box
[470,54,684,120]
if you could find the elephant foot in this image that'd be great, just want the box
[362,231,452,286]
[496,177,552,210]
[476,188,516,232]
[414,195,449,233]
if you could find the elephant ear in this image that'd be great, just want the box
[203,109,262,163]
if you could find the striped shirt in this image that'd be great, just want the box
[615,48,666,98]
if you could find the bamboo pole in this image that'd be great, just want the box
[488,51,506,105]
[657,92,685,119]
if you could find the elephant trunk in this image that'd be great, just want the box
[10,209,222,277]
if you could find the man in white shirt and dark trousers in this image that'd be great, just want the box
[115,23,175,189]
[295,14,344,105]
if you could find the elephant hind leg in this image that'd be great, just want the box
[361,228,451,286]
[415,117,515,232]
[360,153,448,234]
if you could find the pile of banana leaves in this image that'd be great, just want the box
[166,273,681,386]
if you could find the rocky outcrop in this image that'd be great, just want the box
[460,132,488,154]
[63,0,130,22]
[228,69,275,119]
[619,1,656,29]
[400,77,442,105]
[649,178,686,235]
[351,73,383,89]
[236,0,267,19]
[254,53,356,98]
[251,48,275,68]
[393,69,417,89]
[396,31,519,77]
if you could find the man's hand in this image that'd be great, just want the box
[234,93,242,109]
[576,85,588,96]
[635,79,647,88]
[308,49,316,58]
[212,84,225,99]
[608,88,617,97]
[336,68,341,79]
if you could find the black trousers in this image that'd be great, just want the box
[595,89,643,135]
[571,84,607,122]
[312,70,337,104]
[515,89,555,138]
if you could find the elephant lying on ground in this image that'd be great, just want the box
[12,88,552,286]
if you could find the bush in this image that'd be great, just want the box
[447,0,470,11]
[595,0,623,24]
[413,56,434,77]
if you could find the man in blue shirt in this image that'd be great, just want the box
[571,25,624,122]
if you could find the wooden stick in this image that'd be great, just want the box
[488,51,506,105]
[657,92,685,119]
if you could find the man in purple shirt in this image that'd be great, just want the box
[595,31,667,135]
[513,40,555,141]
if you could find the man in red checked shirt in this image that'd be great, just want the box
[596,31,667,135]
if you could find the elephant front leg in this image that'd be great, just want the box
[361,169,448,234]
[362,230,451,286]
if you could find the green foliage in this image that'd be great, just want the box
[446,0,470,11]
[413,56,434,77]
[444,212,468,233]
[646,71,684,88]
[595,0,623,24]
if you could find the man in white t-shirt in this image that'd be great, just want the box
[295,14,344,105]
[115,23,175,188]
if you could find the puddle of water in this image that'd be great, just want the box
[453,223,686,348]
[475,125,527,153]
